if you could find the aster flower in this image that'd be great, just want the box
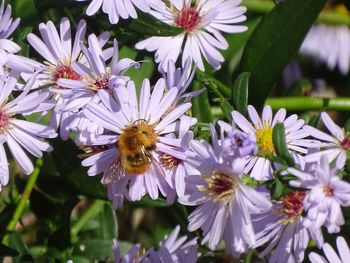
[288,156,350,233]
[76,0,163,24]
[253,191,323,263]
[301,24,350,75]
[112,225,198,263]
[0,0,20,72]
[162,59,203,104]
[309,236,350,263]
[304,112,350,169]
[232,105,310,181]
[0,73,57,191]
[21,17,90,139]
[161,116,198,197]
[221,129,257,161]
[180,125,271,257]
[56,33,139,143]
[136,0,247,72]
[81,78,193,207]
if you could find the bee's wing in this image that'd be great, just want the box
[148,153,166,178]
[102,158,125,185]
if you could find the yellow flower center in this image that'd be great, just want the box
[256,126,274,155]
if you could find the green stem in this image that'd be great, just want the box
[266,97,350,111]
[71,200,105,241]
[196,71,231,98]
[243,0,350,26]
[2,159,43,245]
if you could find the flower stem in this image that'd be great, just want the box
[243,0,350,26]
[70,200,105,241]
[2,158,43,245]
[266,97,350,111]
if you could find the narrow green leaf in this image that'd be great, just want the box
[191,81,213,123]
[272,177,283,200]
[220,99,233,122]
[73,239,114,260]
[96,203,118,240]
[241,0,327,108]
[272,123,295,166]
[231,72,250,116]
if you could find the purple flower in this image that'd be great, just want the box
[301,24,350,75]
[180,126,271,257]
[305,112,350,169]
[253,191,323,263]
[112,225,198,263]
[288,156,350,233]
[81,78,193,207]
[221,130,257,160]
[232,105,311,181]
[0,0,20,71]
[56,33,139,143]
[309,236,350,263]
[0,72,57,191]
[76,0,163,24]
[136,0,247,71]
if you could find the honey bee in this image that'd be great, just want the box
[102,120,158,185]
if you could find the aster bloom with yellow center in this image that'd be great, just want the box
[135,0,247,72]
[81,78,193,208]
[231,105,310,181]
[76,0,164,24]
[288,156,350,234]
[0,72,57,191]
[179,126,271,257]
[304,112,350,170]
[56,33,139,143]
[253,191,324,263]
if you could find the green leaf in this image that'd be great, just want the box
[73,239,114,260]
[272,123,295,166]
[95,203,118,240]
[219,99,233,122]
[191,81,213,123]
[51,139,107,200]
[131,196,170,207]
[271,177,284,200]
[231,72,250,116]
[240,0,327,109]
[128,13,183,36]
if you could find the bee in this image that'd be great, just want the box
[102,120,158,185]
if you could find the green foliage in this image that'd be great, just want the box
[231,72,250,116]
[241,0,327,109]
[272,123,295,166]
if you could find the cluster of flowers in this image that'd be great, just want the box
[1,0,350,262]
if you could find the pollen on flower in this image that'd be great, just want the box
[88,73,112,93]
[340,137,350,150]
[201,170,239,204]
[53,65,80,81]
[279,191,305,224]
[323,185,333,197]
[0,109,9,133]
[159,153,182,170]
[256,125,274,155]
[175,6,201,33]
